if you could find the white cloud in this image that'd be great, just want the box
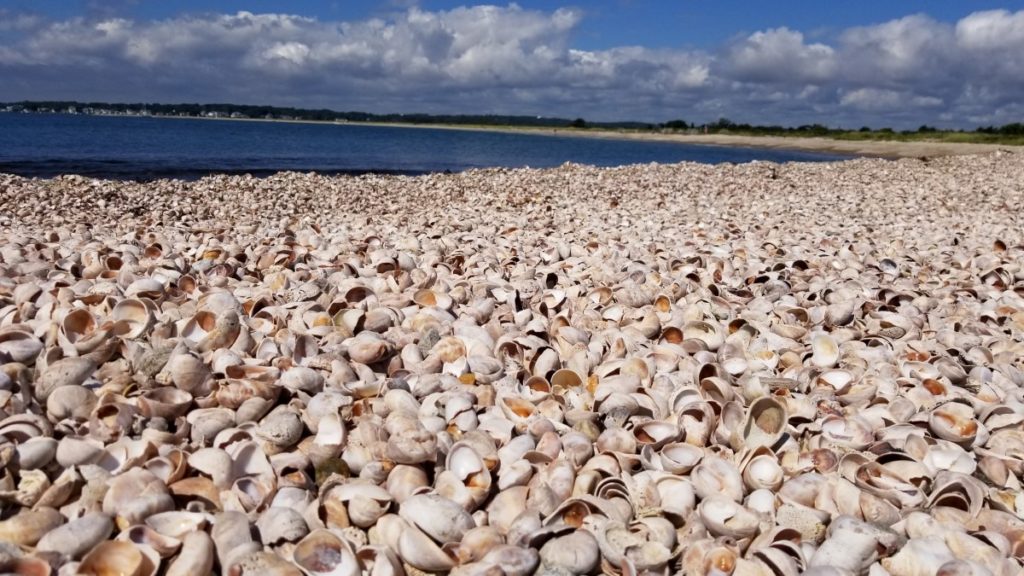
[1,5,1024,127]
[956,9,1024,51]
[838,15,956,85]
[839,88,942,112]
[725,27,836,84]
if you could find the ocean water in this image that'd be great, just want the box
[0,112,852,180]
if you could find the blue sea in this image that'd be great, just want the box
[0,112,852,180]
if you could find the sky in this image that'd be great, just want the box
[2,1,1024,128]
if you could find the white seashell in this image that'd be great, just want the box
[166,531,215,576]
[698,496,761,539]
[810,334,840,368]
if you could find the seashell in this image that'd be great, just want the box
[146,511,211,539]
[384,419,437,465]
[55,435,105,467]
[397,522,458,572]
[323,482,394,528]
[166,351,213,395]
[112,298,154,339]
[257,506,310,545]
[357,545,405,576]
[437,441,492,509]
[126,277,165,298]
[166,531,216,576]
[79,540,157,576]
[0,507,63,546]
[102,468,176,529]
[810,334,839,368]
[414,289,454,310]
[0,329,43,364]
[34,356,97,401]
[479,545,539,576]
[212,511,262,571]
[731,396,788,451]
[928,402,980,447]
[281,366,325,394]
[116,524,183,558]
[293,529,362,576]
[1,556,52,576]
[399,493,475,544]
[188,408,236,445]
[684,321,724,351]
[692,455,745,502]
[347,334,394,364]
[257,409,306,453]
[820,416,874,451]
[46,383,98,421]
[880,536,956,576]
[538,529,600,574]
[14,436,58,470]
[137,386,193,419]
[386,464,430,504]
[742,448,785,491]
[698,495,761,539]
[61,307,110,353]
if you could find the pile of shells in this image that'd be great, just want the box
[1,151,1024,575]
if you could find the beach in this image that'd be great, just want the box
[2,152,1024,574]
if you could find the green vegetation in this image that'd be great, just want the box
[3,101,1023,145]
[0,100,650,130]
[677,117,1024,145]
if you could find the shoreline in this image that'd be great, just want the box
[152,114,1011,159]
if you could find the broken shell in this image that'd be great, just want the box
[732,396,788,451]
[166,531,216,576]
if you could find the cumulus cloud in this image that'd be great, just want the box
[725,28,836,84]
[1,5,1023,127]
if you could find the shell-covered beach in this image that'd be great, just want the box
[1,152,1024,575]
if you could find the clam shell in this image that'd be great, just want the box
[79,540,157,576]
[292,529,362,576]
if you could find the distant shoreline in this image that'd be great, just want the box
[3,110,1012,159]
[152,114,1008,159]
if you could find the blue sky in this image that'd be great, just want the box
[12,1,1019,46]
[15,1,1022,50]
[2,1,1024,127]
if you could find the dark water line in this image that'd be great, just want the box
[0,161,433,181]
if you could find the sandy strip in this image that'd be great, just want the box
[356,122,1013,158]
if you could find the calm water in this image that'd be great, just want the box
[0,113,851,180]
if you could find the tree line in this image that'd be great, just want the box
[3,101,1022,139]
